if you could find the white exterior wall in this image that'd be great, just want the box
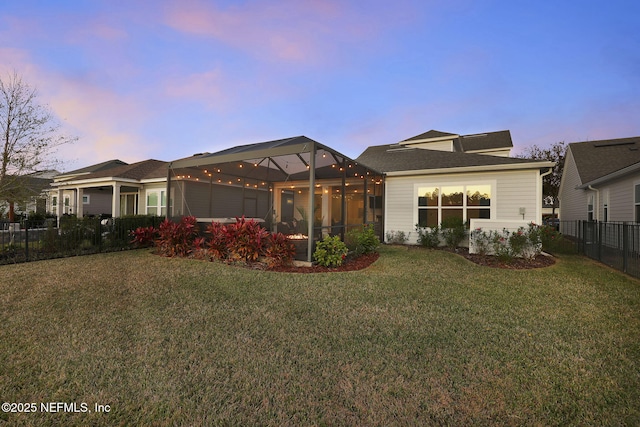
[406,140,454,152]
[595,174,638,222]
[558,149,588,222]
[384,168,543,244]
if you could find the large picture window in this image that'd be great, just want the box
[418,184,491,227]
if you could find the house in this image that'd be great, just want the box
[356,130,555,243]
[558,136,640,223]
[46,130,553,258]
[0,170,57,219]
[47,159,168,220]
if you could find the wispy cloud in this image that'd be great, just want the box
[162,0,412,65]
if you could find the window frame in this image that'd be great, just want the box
[415,181,495,228]
[634,183,640,222]
[146,189,167,216]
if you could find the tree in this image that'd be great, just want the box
[516,141,567,218]
[0,71,76,221]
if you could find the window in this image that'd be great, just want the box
[603,190,609,222]
[52,196,57,214]
[82,195,90,204]
[587,194,594,221]
[635,184,640,222]
[146,190,166,215]
[417,184,491,227]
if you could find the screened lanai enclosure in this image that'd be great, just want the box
[166,136,384,262]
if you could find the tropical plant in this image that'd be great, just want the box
[264,232,296,268]
[130,225,157,248]
[155,216,199,257]
[225,216,270,263]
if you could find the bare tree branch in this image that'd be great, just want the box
[0,71,77,216]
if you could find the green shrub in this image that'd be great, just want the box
[314,235,348,267]
[385,230,408,245]
[538,224,574,254]
[415,224,440,248]
[346,224,380,256]
[440,217,466,249]
[469,228,491,256]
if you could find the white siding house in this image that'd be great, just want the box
[559,136,640,225]
[357,130,554,244]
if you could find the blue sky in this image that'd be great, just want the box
[1,0,639,171]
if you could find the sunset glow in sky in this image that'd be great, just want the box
[2,1,639,171]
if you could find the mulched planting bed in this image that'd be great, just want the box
[439,246,556,269]
[267,252,380,273]
[259,246,554,273]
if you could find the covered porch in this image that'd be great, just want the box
[166,136,384,262]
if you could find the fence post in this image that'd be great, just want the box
[597,221,603,261]
[623,222,629,273]
[24,223,29,262]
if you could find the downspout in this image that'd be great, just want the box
[587,185,600,222]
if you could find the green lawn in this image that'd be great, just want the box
[1,246,639,426]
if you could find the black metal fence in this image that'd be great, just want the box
[560,220,640,278]
[0,215,163,265]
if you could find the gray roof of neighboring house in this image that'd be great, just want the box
[356,144,549,173]
[569,136,640,185]
[55,159,168,182]
[59,159,129,177]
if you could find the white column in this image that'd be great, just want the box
[112,183,121,218]
[76,188,84,218]
[57,189,64,226]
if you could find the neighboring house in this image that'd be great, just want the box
[559,136,640,223]
[47,159,168,219]
[356,130,555,243]
[0,170,57,218]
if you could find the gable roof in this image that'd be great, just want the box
[402,130,459,142]
[58,159,128,177]
[356,144,552,174]
[459,130,513,152]
[400,129,513,152]
[54,159,167,184]
[568,136,640,186]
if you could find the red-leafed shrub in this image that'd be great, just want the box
[156,216,199,257]
[225,216,270,263]
[206,221,230,260]
[130,226,157,247]
[264,232,296,269]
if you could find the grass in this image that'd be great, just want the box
[1,246,639,426]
